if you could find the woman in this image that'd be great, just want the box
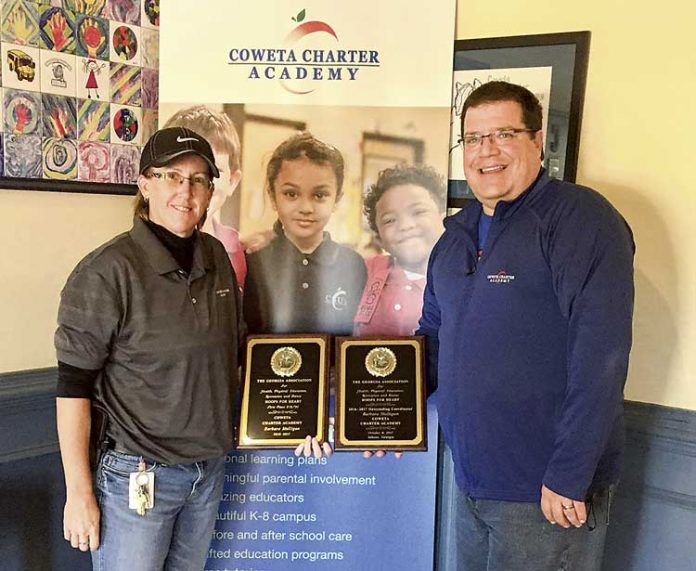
[163,105,247,287]
[55,127,244,570]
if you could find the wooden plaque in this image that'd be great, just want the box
[238,334,329,449]
[335,337,427,451]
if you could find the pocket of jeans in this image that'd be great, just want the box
[605,484,616,525]
[100,450,160,477]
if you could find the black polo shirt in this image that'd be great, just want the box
[55,217,244,464]
[244,232,366,335]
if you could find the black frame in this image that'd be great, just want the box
[448,31,590,208]
[0,177,137,195]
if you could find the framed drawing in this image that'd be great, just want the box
[448,31,590,207]
[0,0,160,195]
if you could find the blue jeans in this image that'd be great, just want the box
[92,449,225,571]
[454,486,615,571]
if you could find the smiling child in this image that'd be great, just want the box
[244,132,366,335]
[354,164,445,336]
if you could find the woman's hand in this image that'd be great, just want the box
[64,490,101,551]
[57,398,101,551]
[294,435,333,458]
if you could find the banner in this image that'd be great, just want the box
[207,404,439,571]
[160,2,455,569]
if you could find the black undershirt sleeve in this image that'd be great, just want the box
[56,361,100,398]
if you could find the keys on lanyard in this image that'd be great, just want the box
[129,457,155,516]
[135,472,150,516]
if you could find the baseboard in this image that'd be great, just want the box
[604,401,696,571]
[0,367,58,463]
[624,400,696,455]
[620,400,696,509]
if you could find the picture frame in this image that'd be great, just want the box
[0,1,161,196]
[448,31,590,208]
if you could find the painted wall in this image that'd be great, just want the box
[456,0,696,410]
[0,192,133,372]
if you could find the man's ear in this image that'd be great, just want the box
[535,130,545,161]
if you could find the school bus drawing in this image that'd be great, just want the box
[7,49,36,82]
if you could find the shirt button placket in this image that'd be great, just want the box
[300,257,310,291]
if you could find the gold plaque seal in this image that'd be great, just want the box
[270,347,302,377]
[365,347,397,378]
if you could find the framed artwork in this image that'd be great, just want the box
[0,0,160,195]
[448,31,590,207]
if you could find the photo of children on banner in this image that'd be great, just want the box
[355,165,446,337]
[163,105,247,287]
[243,132,367,338]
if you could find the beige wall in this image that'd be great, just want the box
[457,0,696,410]
[0,191,133,371]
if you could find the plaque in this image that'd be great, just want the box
[335,337,427,451]
[238,334,329,449]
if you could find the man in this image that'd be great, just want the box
[418,81,634,570]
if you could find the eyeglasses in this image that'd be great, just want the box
[459,128,538,149]
[149,170,213,191]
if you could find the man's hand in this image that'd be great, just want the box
[64,491,101,551]
[540,484,586,529]
[362,450,403,459]
[294,435,332,458]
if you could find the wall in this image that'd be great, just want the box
[457,0,696,410]
[0,191,133,372]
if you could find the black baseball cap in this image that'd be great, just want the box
[139,127,220,178]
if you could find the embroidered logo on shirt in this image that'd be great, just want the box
[216,288,231,297]
[326,287,347,311]
[487,271,515,284]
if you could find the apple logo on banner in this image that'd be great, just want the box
[282,9,340,94]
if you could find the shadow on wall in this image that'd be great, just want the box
[586,181,685,571]
[0,453,91,571]
[584,180,679,404]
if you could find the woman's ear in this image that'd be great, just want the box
[137,174,150,200]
